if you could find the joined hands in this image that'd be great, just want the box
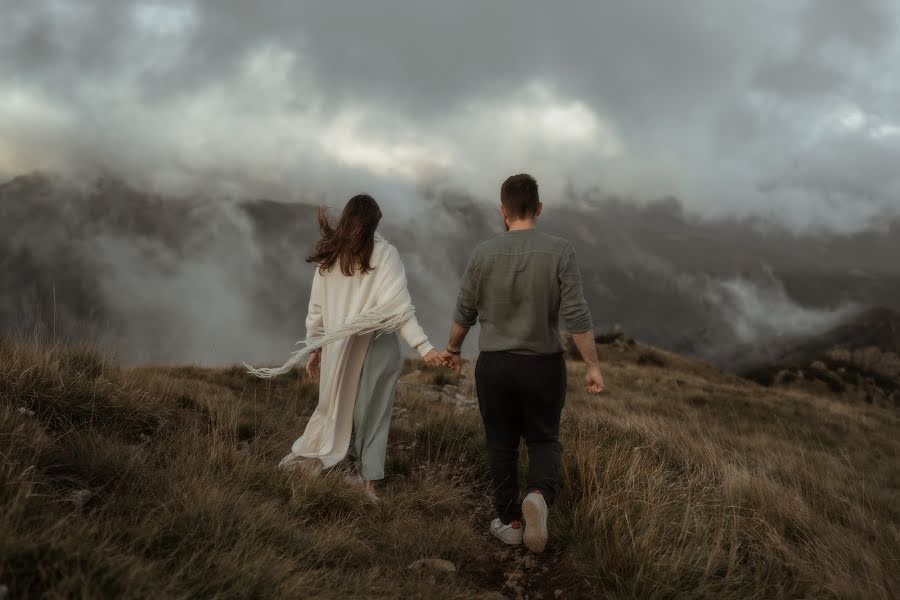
[311,348,603,393]
[423,349,461,373]
[307,348,457,379]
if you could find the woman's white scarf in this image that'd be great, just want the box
[244,240,415,378]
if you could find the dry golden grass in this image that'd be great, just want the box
[1,336,897,599]
[557,358,898,598]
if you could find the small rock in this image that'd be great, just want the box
[408,558,457,576]
[69,489,93,508]
[398,382,442,403]
[440,388,469,404]
[237,441,251,457]
[504,571,524,585]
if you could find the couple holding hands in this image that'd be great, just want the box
[248,173,604,553]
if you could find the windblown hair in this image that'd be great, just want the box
[307,194,383,276]
[500,173,540,219]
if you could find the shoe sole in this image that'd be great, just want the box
[522,494,548,553]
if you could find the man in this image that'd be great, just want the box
[440,173,604,553]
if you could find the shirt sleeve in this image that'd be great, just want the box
[559,245,593,333]
[305,268,325,339]
[381,245,435,357]
[452,250,480,328]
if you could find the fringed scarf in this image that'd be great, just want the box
[244,238,416,378]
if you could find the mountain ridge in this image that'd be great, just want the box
[4,172,900,369]
[743,306,900,407]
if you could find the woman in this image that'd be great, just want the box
[247,194,444,498]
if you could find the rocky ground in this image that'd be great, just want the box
[743,306,900,408]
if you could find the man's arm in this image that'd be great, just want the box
[560,245,604,395]
[559,246,593,335]
[442,321,470,372]
[452,250,480,330]
[570,331,605,394]
[447,321,470,352]
[441,251,479,371]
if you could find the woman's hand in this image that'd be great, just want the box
[306,350,322,379]
[423,349,447,368]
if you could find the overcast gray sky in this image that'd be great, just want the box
[2,0,900,232]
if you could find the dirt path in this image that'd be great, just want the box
[463,484,595,599]
[396,368,597,599]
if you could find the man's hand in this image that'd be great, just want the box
[423,349,446,368]
[440,350,462,373]
[443,322,470,373]
[306,350,321,379]
[584,364,605,395]
[570,330,604,395]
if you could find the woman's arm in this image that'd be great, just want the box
[381,246,435,358]
[398,314,434,358]
[305,268,325,339]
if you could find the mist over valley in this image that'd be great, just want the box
[4,172,898,371]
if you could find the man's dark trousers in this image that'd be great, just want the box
[475,350,567,524]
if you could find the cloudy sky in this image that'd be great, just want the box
[2,0,900,232]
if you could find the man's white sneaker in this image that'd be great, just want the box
[490,518,523,546]
[522,492,549,553]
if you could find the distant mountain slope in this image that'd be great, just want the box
[743,307,900,407]
[0,173,323,363]
[3,172,900,368]
[772,306,900,361]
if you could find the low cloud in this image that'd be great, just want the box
[2,1,900,232]
[4,176,896,368]
[699,273,860,346]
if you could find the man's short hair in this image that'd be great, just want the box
[500,174,540,219]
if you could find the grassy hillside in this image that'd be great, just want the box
[1,337,897,599]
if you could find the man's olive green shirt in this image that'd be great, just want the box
[453,229,593,355]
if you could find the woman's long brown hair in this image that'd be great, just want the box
[307,194,383,276]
